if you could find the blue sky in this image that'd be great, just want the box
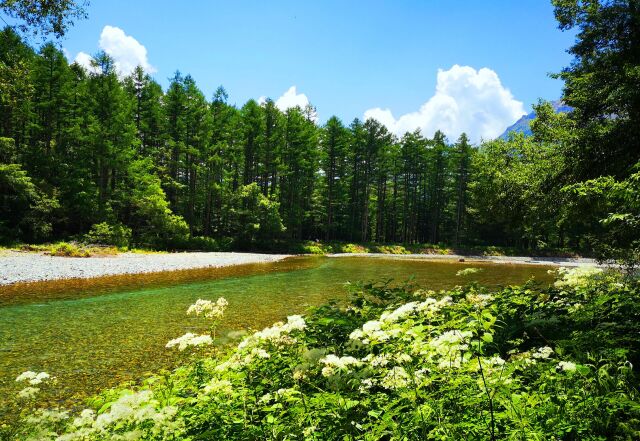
[5,1,577,141]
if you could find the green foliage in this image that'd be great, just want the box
[83,222,132,248]
[123,159,190,249]
[567,163,640,273]
[552,0,640,180]
[49,241,90,257]
[469,131,566,249]
[10,270,640,440]
[227,183,285,247]
[0,0,88,38]
[0,162,59,243]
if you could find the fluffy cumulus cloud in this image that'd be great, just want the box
[275,86,310,111]
[364,65,525,143]
[259,86,310,112]
[73,25,154,77]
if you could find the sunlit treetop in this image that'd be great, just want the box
[1,0,89,38]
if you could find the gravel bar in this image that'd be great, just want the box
[328,253,601,267]
[0,251,291,286]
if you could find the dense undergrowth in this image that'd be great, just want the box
[4,268,640,440]
[2,239,580,259]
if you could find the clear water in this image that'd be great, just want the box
[0,256,553,421]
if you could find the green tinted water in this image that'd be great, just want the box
[0,256,553,420]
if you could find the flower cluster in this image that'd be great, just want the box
[349,296,453,345]
[16,371,52,385]
[552,266,603,288]
[166,333,213,351]
[15,371,53,400]
[212,315,307,373]
[187,297,228,319]
[238,315,306,350]
[320,354,361,377]
[557,360,577,372]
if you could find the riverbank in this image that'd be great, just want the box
[328,253,601,267]
[0,249,600,286]
[0,251,290,285]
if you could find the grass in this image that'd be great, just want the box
[0,242,164,257]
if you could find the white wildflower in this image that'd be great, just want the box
[532,346,554,359]
[187,297,228,319]
[24,409,69,425]
[293,369,307,381]
[395,353,413,364]
[466,293,494,307]
[487,355,505,366]
[303,426,317,437]
[417,296,453,317]
[274,388,298,401]
[285,315,306,331]
[242,348,271,365]
[557,361,577,372]
[429,330,473,355]
[381,366,410,390]
[240,315,306,350]
[72,409,95,428]
[380,302,419,323]
[203,378,233,395]
[349,319,395,344]
[363,353,390,367]
[166,333,213,351]
[358,378,376,393]
[362,320,382,334]
[16,371,51,385]
[553,267,602,289]
[17,386,40,399]
[320,354,361,377]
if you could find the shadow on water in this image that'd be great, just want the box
[0,256,554,422]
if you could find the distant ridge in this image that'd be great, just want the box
[499,100,572,139]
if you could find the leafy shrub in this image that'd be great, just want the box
[83,222,132,248]
[337,243,368,253]
[370,244,409,254]
[49,242,90,258]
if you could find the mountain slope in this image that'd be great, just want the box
[499,100,572,139]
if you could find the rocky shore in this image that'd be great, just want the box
[0,251,291,285]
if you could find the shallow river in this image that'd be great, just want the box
[0,256,553,421]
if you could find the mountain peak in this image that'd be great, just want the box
[499,100,572,139]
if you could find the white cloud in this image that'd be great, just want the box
[274,86,310,111]
[99,25,154,76]
[258,86,317,120]
[72,25,154,77]
[363,65,525,143]
[73,51,98,73]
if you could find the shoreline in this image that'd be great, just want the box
[327,252,601,267]
[0,250,601,286]
[0,251,291,286]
